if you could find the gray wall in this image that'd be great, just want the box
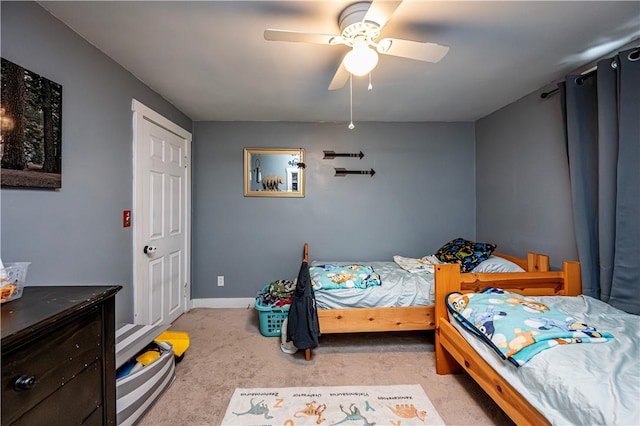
[0,1,192,323]
[1,2,581,313]
[193,122,476,298]
[475,89,578,268]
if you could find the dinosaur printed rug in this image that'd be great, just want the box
[221,384,445,425]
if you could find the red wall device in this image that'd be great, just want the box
[123,210,131,228]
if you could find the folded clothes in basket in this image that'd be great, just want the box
[257,279,296,307]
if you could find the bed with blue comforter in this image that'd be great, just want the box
[310,261,434,310]
[299,242,553,362]
[434,260,640,425]
[449,293,639,425]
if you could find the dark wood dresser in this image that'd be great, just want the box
[1,286,121,425]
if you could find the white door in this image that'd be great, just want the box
[132,100,191,325]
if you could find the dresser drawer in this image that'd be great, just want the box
[2,308,103,424]
[10,361,103,425]
[78,404,103,426]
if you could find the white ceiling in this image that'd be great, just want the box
[38,1,640,123]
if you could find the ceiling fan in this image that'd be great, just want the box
[264,0,449,90]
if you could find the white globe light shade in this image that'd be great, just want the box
[344,41,379,76]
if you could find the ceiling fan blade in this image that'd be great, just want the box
[363,0,402,29]
[264,29,340,45]
[377,38,450,63]
[328,60,350,90]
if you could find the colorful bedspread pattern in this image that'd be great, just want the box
[310,264,381,290]
[446,288,614,366]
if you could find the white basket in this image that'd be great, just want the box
[1,262,30,303]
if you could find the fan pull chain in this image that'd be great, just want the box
[348,74,355,130]
[368,73,373,91]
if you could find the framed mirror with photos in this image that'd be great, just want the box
[244,148,305,197]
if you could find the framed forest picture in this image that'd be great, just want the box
[1,58,62,189]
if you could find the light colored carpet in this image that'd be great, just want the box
[221,384,444,425]
[139,307,515,426]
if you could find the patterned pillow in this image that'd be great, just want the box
[434,238,497,273]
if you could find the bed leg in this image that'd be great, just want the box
[436,329,462,375]
[305,348,311,361]
[434,264,463,375]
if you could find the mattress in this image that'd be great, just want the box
[311,261,434,310]
[450,294,640,425]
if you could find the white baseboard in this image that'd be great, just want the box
[191,298,255,309]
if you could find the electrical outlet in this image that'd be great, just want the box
[217,276,224,287]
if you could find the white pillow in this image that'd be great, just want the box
[471,255,525,273]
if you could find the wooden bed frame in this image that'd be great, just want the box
[434,259,582,425]
[301,243,554,361]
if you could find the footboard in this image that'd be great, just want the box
[318,306,435,333]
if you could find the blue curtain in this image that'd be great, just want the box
[560,47,640,315]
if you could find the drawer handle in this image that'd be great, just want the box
[14,375,36,391]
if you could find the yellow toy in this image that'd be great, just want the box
[154,331,190,362]
[136,349,161,366]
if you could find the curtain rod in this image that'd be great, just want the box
[540,66,598,99]
[540,44,639,99]
[540,88,559,99]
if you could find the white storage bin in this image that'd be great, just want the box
[115,324,176,425]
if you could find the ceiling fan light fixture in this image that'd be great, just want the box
[344,39,378,76]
